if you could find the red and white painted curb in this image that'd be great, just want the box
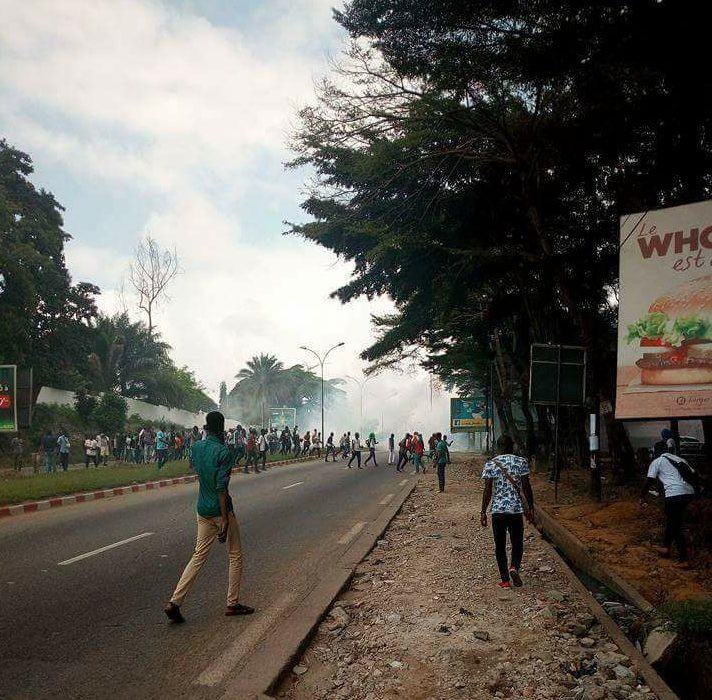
[0,456,316,519]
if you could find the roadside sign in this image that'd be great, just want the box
[529,344,586,405]
[269,407,296,429]
[0,365,18,432]
[450,397,488,433]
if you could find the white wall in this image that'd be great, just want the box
[36,386,239,430]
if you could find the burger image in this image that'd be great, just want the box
[626,276,712,385]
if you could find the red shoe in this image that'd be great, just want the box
[497,581,512,589]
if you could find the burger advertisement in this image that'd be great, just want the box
[616,200,712,418]
[0,365,17,432]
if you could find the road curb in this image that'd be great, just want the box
[0,456,318,519]
[532,509,678,700]
[220,477,418,700]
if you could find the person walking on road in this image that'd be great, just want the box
[364,432,378,466]
[11,435,24,471]
[387,433,395,465]
[164,411,254,623]
[347,432,362,469]
[412,431,424,473]
[640,441,700,561]
[84,434,99,468]
[434,432,448,490]
[325,432,337,462]
[396,433,410,472]
[480,435,535,589]
[41,430,56,473]
[57,429,70,471]
[258,428,269,471]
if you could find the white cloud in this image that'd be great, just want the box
[0,0,453,434]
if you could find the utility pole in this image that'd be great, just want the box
[345,374,373,434]
[299,342,345,446]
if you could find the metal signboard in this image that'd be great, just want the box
[450,397,488,433]
[616,200,712,419]
[268,407,296,430]
[530,344,586,405]
[0,365,18,432]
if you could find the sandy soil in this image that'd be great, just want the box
[531,467,712,605]
[277,458,657,700]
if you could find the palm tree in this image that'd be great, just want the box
[235,354,284,427]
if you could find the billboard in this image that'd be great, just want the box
[616,200,712,419]
[0,365,18,432]
[450,397,488,433]
[269,407,296,429]
[529,344,586,405]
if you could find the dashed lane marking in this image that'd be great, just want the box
[399,479,408,486]
[57,532,154,566]
[337,521,367,546]
[378,493,394,506]
[282,481,304,490]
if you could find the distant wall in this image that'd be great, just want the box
[36,386,239,430]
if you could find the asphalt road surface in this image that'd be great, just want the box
[0,454,412,699]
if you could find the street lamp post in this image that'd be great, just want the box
[299,342,345,448]
[345,375,373,434]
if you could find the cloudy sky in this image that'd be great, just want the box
[0,0,450,432]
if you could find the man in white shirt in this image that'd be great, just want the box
[258,428,269,471]
[640,443,698,561]
[347,432,362,469]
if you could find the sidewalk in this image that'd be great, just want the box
[278,458,658,700]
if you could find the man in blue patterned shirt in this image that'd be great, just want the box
[480,435,535,589]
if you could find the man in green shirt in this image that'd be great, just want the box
[164,411,254,623]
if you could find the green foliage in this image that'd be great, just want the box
[74,390,98,424]
[0,139,99,389]
[660,599,712,636]
[227,355,345,425]
[91,392,128,435]
[289,2,712,448]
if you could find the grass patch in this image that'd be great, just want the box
[0,451,314,506]
[660,598,712,636]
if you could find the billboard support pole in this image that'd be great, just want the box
[554,345,562,503]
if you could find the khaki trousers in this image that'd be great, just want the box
[170,512,242,607]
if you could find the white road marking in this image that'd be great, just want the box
[195,591,300,687]
[282,481,304,490]
[337,521,367,545]
[399,479,408,486]
[57,532,154,566]
[378,493,394,506]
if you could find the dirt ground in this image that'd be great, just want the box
[277,458,657,700]
[530,466,712,605]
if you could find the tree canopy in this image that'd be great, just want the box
[289,1,712,449]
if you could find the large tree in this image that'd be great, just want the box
[0,139,99,390]
[288,1,712,459]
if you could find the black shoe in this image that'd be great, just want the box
[509,568,523,587]
[225,603,255,616]
[164,602,185,623]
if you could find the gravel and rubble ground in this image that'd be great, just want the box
[277,457,658,700]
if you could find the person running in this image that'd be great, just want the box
[387,433,395,465]
[480,435,534,589]
[57,429,71,471]
[396,433,410,472]
[640,441,700,561]
[234,426,246,466]
[325,432,337,462]
[164,411,254,623]
[364,432,378,466]
[258,428,269,471]
[292,428,301,456]
[347,432,362,469]
[301,430,311,456]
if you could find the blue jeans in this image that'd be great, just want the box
[437,462,446,491]
[413,454,422,472]
[44,451,56,473]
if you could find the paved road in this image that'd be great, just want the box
[0,455,412,699]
